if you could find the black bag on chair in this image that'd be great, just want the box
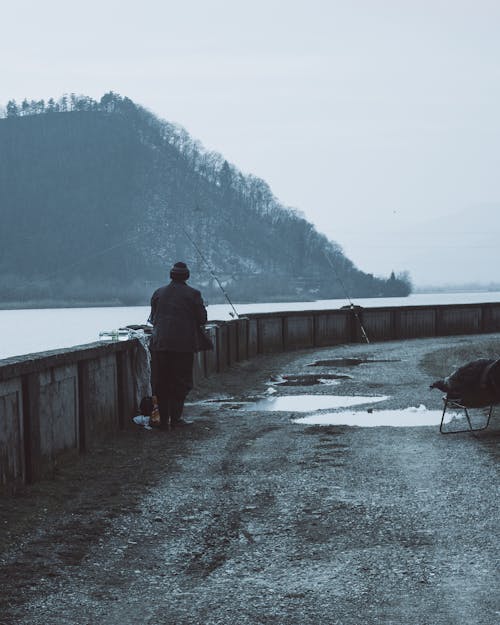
[197,326,214,351]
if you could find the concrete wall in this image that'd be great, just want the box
[2,300,500,490]
[0,342,142,491]
[314,312,351,346]
[204,325,218,376]
[0,377,24,488]
[248,319,258,358]
[398,308,436,339]
[237,318,249,361]
[257,317,284,353]
[284,315,315,350]
[38,364,79,466]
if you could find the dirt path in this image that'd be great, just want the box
[1,335,499,624]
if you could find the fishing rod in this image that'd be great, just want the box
[323,250,370,344]
[180,222,240,319]
[10,206,240,320]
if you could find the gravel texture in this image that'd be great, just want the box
[0,334,499,625]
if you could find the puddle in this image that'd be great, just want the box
[187,397,247,410]
[293,405,465,427]
[267,373,350,386]
[196,395,235,403]
[245,394,389,412]
[309,358,400,367]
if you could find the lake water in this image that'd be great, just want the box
[1,291,499,361]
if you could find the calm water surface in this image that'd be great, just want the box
[1,291,499,360]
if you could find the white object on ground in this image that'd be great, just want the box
[133,415,152,429]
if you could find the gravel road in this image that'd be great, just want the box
[1,334,499,625]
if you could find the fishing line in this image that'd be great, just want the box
[6,230,151,291]
[10,205,240,319]
[323,250,370,344]
[179,220,240,319]
[46,233,149,281]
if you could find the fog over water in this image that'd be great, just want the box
[2,291,499,361]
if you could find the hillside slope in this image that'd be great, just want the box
[0,93,411,305]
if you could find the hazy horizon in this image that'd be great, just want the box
[2,0,499,287]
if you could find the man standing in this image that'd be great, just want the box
[149,262,207,428]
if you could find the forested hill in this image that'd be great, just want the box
[0,93,411,306]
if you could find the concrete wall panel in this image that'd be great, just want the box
[192,351,205,386]
[38,365,79,458]
[227,321,238,365]
[258,317,284,353]
[481,304,500,333]
[398,309,435,338]
[116,349,138,429]
[236,319,249,361]
[285,316,314,349]
[314,313,350,346]
[362,311,393,341]
[0,378,24,488]
[216,324,229,372]
[248,319,258,358]
[437,307,482,336]
[84,355,118,442]
[204,325,218,376]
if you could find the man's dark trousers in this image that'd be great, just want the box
[151,350,194,427]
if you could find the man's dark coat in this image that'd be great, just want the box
[149,281,207,352]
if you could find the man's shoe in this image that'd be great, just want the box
[172,418,193,427]
[168,399,185,422]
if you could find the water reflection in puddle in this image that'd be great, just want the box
[267,373,351,386]
[309,358,400,367]
[245,395,389,412]
[293,405,463,427]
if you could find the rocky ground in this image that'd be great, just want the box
[0,334,499,625]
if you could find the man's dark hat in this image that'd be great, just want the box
[170,261,190,281]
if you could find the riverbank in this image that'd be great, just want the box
[4,290,500,313]
[0,299,135,310]
[1,334,498,624]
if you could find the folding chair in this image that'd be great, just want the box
[439,396,494,434]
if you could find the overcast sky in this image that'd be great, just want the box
[2,0,499,287]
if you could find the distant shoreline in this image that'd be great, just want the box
[0,293,405,311]
[0,295,398,310]
[3,288,500,311]
[0,300,137,311]
[414,286,500,294]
